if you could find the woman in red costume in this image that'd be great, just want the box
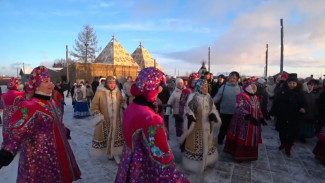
[0,66,81,183]
[224,78,264,162]
[115,67,189,183]
[0,77,26,140]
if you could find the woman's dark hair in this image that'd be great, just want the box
[229,71,240,80]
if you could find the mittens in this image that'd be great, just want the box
[250,118,258,126]
[0,149,15,169]
[208,113,218,123]
[187,115,196,129]
[244,114,251,120]
[260,118,268,126]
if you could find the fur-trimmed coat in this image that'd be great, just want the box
[181,92,221,173]
[90,87,125,157]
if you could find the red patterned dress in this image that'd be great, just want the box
[0,90,26,140]
[224,92,263,162]
[1,95,81,183]
[115,97,189,183]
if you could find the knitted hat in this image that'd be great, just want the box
[281,73,288,80]
[131,67,166,102]
[27,66,50,93]
[7,77,19,90]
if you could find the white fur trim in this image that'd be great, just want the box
[90,113,104,127]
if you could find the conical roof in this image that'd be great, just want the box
[95,36,139,68]
[131,42,163,71]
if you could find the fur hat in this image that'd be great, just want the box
[106,76,116,83]
[287,73,298,83]
[27,66,50,93]
[7,77,19,90]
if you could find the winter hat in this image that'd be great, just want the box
[106,76,116,83]
[194,79,208,94]
[281,73,288,80]
[7,77,19,90]
[27,66,50,93]
[99,77,106,83]
[287,73,298,83]
[131,67,166,102]
[188,73,200,87]
[243,77,258,94]
[257,78,266,85]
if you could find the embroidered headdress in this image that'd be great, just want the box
[7,77,19,90]
[26,66,50,93]
[131,67,166,102]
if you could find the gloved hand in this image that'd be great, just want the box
[244,114,251,120]
[0,149,15,169]
[179,141,185,152]
[250,118,258,126]
[187,115,196,129]
[208,113,218,123]
[260,118,268,126]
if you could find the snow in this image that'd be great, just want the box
[0,92,182,183]
[1,89,324,183]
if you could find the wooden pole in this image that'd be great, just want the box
[208,47,211,72]
[265,44,268,77]
[66,45,69,82]
[280,19,284,73]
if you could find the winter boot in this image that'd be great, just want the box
[285,144,292,156]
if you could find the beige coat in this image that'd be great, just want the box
[90,87,125,157]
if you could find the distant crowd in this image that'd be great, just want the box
[1,65,325,182]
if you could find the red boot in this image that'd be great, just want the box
[285,144,292,156]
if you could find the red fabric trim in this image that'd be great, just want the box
[54,122,73,183]
[246,124,254,146]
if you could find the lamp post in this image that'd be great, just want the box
[85,43,89,63]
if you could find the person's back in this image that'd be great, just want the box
[115,67,189,183]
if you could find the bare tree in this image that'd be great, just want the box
[70,25,101,62]
[52,58,75,68]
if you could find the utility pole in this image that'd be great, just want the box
[208,47,211,72]
[154,59,156,68]
[265,44,268,77]
[66,45,69,82]
[280,18,284,74]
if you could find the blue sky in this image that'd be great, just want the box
[1,0,325,78]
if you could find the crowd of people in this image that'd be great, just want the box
[0,65,325,182]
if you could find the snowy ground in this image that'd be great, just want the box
[1,90,325,183]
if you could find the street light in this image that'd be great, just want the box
[85,43,89,62]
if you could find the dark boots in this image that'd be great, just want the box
[279,142,285,150]
[285,144,293,156]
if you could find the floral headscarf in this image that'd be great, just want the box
[194,79,208,94]
[26,66,50,93]
[7,77,19,90]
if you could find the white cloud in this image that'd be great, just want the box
[156,0,325,78]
